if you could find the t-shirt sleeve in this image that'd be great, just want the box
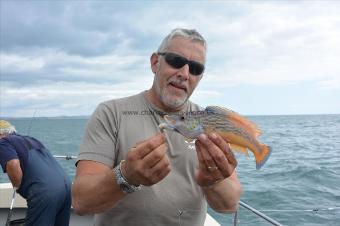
[0,141,19,173]
[77,103,119,168]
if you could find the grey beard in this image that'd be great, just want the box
[160,89,188,109]
[153,74,188,110]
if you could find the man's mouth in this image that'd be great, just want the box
[169,82,187,92]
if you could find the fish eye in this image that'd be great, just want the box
[180,116,185,120]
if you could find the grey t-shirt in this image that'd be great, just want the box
[78,91,207,226]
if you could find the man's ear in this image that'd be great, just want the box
[150,53,159,74]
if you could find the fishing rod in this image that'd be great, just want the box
[5,109,38,225]
[4,155,77,225]
[258,207,340,213]
[5,188,16,226]
[234,200,340,226]
[234,201,284,226]
[25,110,78,161]
[26,109,37,135]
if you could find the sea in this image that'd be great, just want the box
[0,115,339,226]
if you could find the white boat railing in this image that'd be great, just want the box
[53,156,285,225]
[53,155,284,226]
[3,154,339,225]
[234,201,283,226]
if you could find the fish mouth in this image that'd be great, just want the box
[159,122,174,131]
[159,115,176,131]
[163,115,177,125]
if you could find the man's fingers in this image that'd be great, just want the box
[142,143,168,168]
[196,140,217,171]
[132,133,166,159]
[195,142,205,164]
[142,155,171,186]
[197,134,230,172]
[208,133,238,167]
[151,156,171,181]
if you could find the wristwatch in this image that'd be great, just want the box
[114,160,142,193]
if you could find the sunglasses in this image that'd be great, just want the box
[158,52,205,76]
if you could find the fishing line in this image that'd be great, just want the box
[26,109,37,135]
[233,202,340,226]
[258,207,340,213]
[5,189,16,226]
[5,109,38,225]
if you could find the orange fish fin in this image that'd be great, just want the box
[206,106,262,137]
[229,143,249,156]
[254,144,272,170]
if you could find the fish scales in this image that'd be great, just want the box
[200,114,262,151]
[159,106,272,169]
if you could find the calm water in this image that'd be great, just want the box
[1,115,339,226]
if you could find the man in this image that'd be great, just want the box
[0,120,71,226]
[72,28,242,225]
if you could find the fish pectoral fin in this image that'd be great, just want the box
[229,144,249,156]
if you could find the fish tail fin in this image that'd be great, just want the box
[255,144,272,170]
[229,144,249,156]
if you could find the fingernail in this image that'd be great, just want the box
[198,133,207,141]
[210,133,217,139]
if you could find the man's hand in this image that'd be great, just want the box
[195,132,242,213]
[195,132,237,187]
[122,133,171,186]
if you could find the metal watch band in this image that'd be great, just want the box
[114,160,142,193]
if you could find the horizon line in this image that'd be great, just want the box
[1,112,340,119]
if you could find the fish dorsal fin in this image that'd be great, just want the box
[205,106,262,137]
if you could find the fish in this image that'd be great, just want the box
[159,106,272,169]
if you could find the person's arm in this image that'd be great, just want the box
[202,171,242,213]
[195,133,243,213]
[6,159,23,188]
[72,133,170,215]
[71,160,126,215]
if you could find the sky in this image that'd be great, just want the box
[1,0,340,117]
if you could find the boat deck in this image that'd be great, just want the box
[0,183,220,226]
[0,208,94,226]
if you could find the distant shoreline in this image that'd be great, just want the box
[1,116,91,120]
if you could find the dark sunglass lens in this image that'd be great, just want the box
[189,62,204,75]
[162,52,204,75]
[165,54,187,68]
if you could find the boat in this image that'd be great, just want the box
[1,156,283,226]
[0,182,221,226]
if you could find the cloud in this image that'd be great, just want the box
[198,1,340,88]
[1,50,150,85]
[1,1,147,57]
[1,1,340,116]
[1,79,153,117]
[318,77,340,90]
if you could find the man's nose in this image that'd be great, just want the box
[177,64,190,80]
